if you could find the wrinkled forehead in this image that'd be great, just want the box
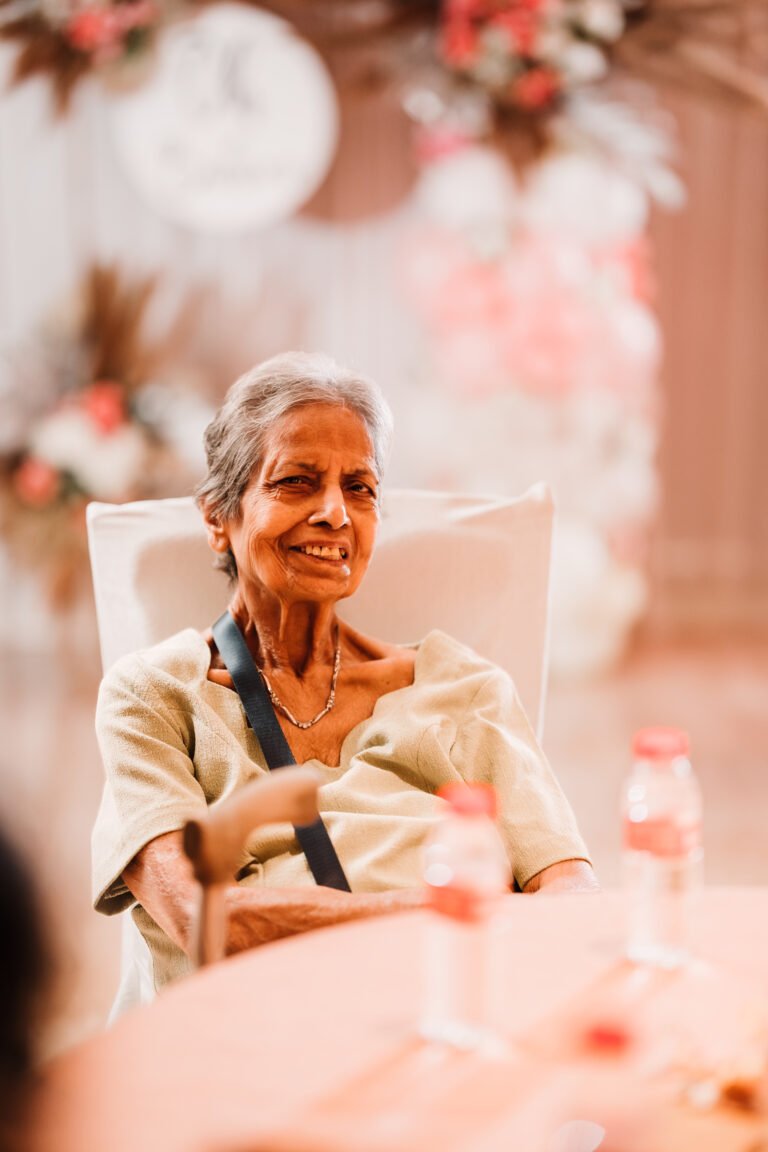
[259,402,378,474]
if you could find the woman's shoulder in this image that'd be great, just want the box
[100,628,211,699]
[416,628,497,669]
[414,629,508,692]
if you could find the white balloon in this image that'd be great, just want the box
[416,146,518,233]
[522,152,648,245]
[610,299,661,368]
[549,519,647,676]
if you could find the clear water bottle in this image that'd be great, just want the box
[622,727,703,969]
[420,782,511,1050]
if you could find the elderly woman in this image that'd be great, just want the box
[92,352,596,991]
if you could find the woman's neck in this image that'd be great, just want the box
[227,587,338,677]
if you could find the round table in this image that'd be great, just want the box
[28,888,768,1152]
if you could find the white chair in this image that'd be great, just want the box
[86,484,555,1016]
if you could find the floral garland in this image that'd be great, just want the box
[1,0,766,126]
[0,0,158,111]
[429,0,768,154]
[439,0,628,114]
[0,265,209,605]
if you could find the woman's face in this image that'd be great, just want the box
[209,403,381,606]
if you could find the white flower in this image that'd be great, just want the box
[31,409,92,471]
[553,92,685,210]
[470,32,518,91]
[577,0,625,43]
[30,407,147,499]
[536,20,570,63]
[402,86,445,127]
[560,40,610,84]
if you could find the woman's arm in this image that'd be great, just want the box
[448,666,597,893]
[522,859,599,894]
[123,831,423,956]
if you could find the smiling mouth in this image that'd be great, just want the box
[291,544,348,561]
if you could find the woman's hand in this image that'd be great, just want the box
[123,831,423,959]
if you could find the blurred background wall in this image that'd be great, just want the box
[649,91,768,636]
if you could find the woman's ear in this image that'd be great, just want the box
[201,505,230,555]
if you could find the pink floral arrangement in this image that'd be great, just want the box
[2,378,160,603]
[440,0,627,112]
[0,0,159,111]
[11,380,144,507]
[0,266,209,605]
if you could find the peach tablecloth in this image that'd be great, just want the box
[28,888,768,1152]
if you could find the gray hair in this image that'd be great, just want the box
[195,351,393,579]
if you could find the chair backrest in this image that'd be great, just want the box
[86,484,554,737]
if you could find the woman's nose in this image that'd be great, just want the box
[307,486,350,530]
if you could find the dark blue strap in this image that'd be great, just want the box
[212,611,351,893]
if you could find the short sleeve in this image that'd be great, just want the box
[449,668,591,889]
[91,658,208,915]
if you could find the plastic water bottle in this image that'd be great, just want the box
[420,782,511,1050]
[622,727,702,969]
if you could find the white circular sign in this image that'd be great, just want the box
[109,4,338,233]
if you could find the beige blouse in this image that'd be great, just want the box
[92,628,590,989]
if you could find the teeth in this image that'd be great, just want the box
[299,545,346,560]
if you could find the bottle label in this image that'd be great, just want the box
[426,882,483,924]
[623,816,701,858]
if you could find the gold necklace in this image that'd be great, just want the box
[258,641,341,730]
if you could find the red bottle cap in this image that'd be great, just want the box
[632,727,690,760]
[580,1020,634,1055]
[437,782,497,819]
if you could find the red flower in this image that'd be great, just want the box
[511,66,560,110]
[491,9,538,55]
[441,19,479,67]
[581,1020,633,1055]
[81,380,126,434]
[65,7,121,52]
[13,458,61,508]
